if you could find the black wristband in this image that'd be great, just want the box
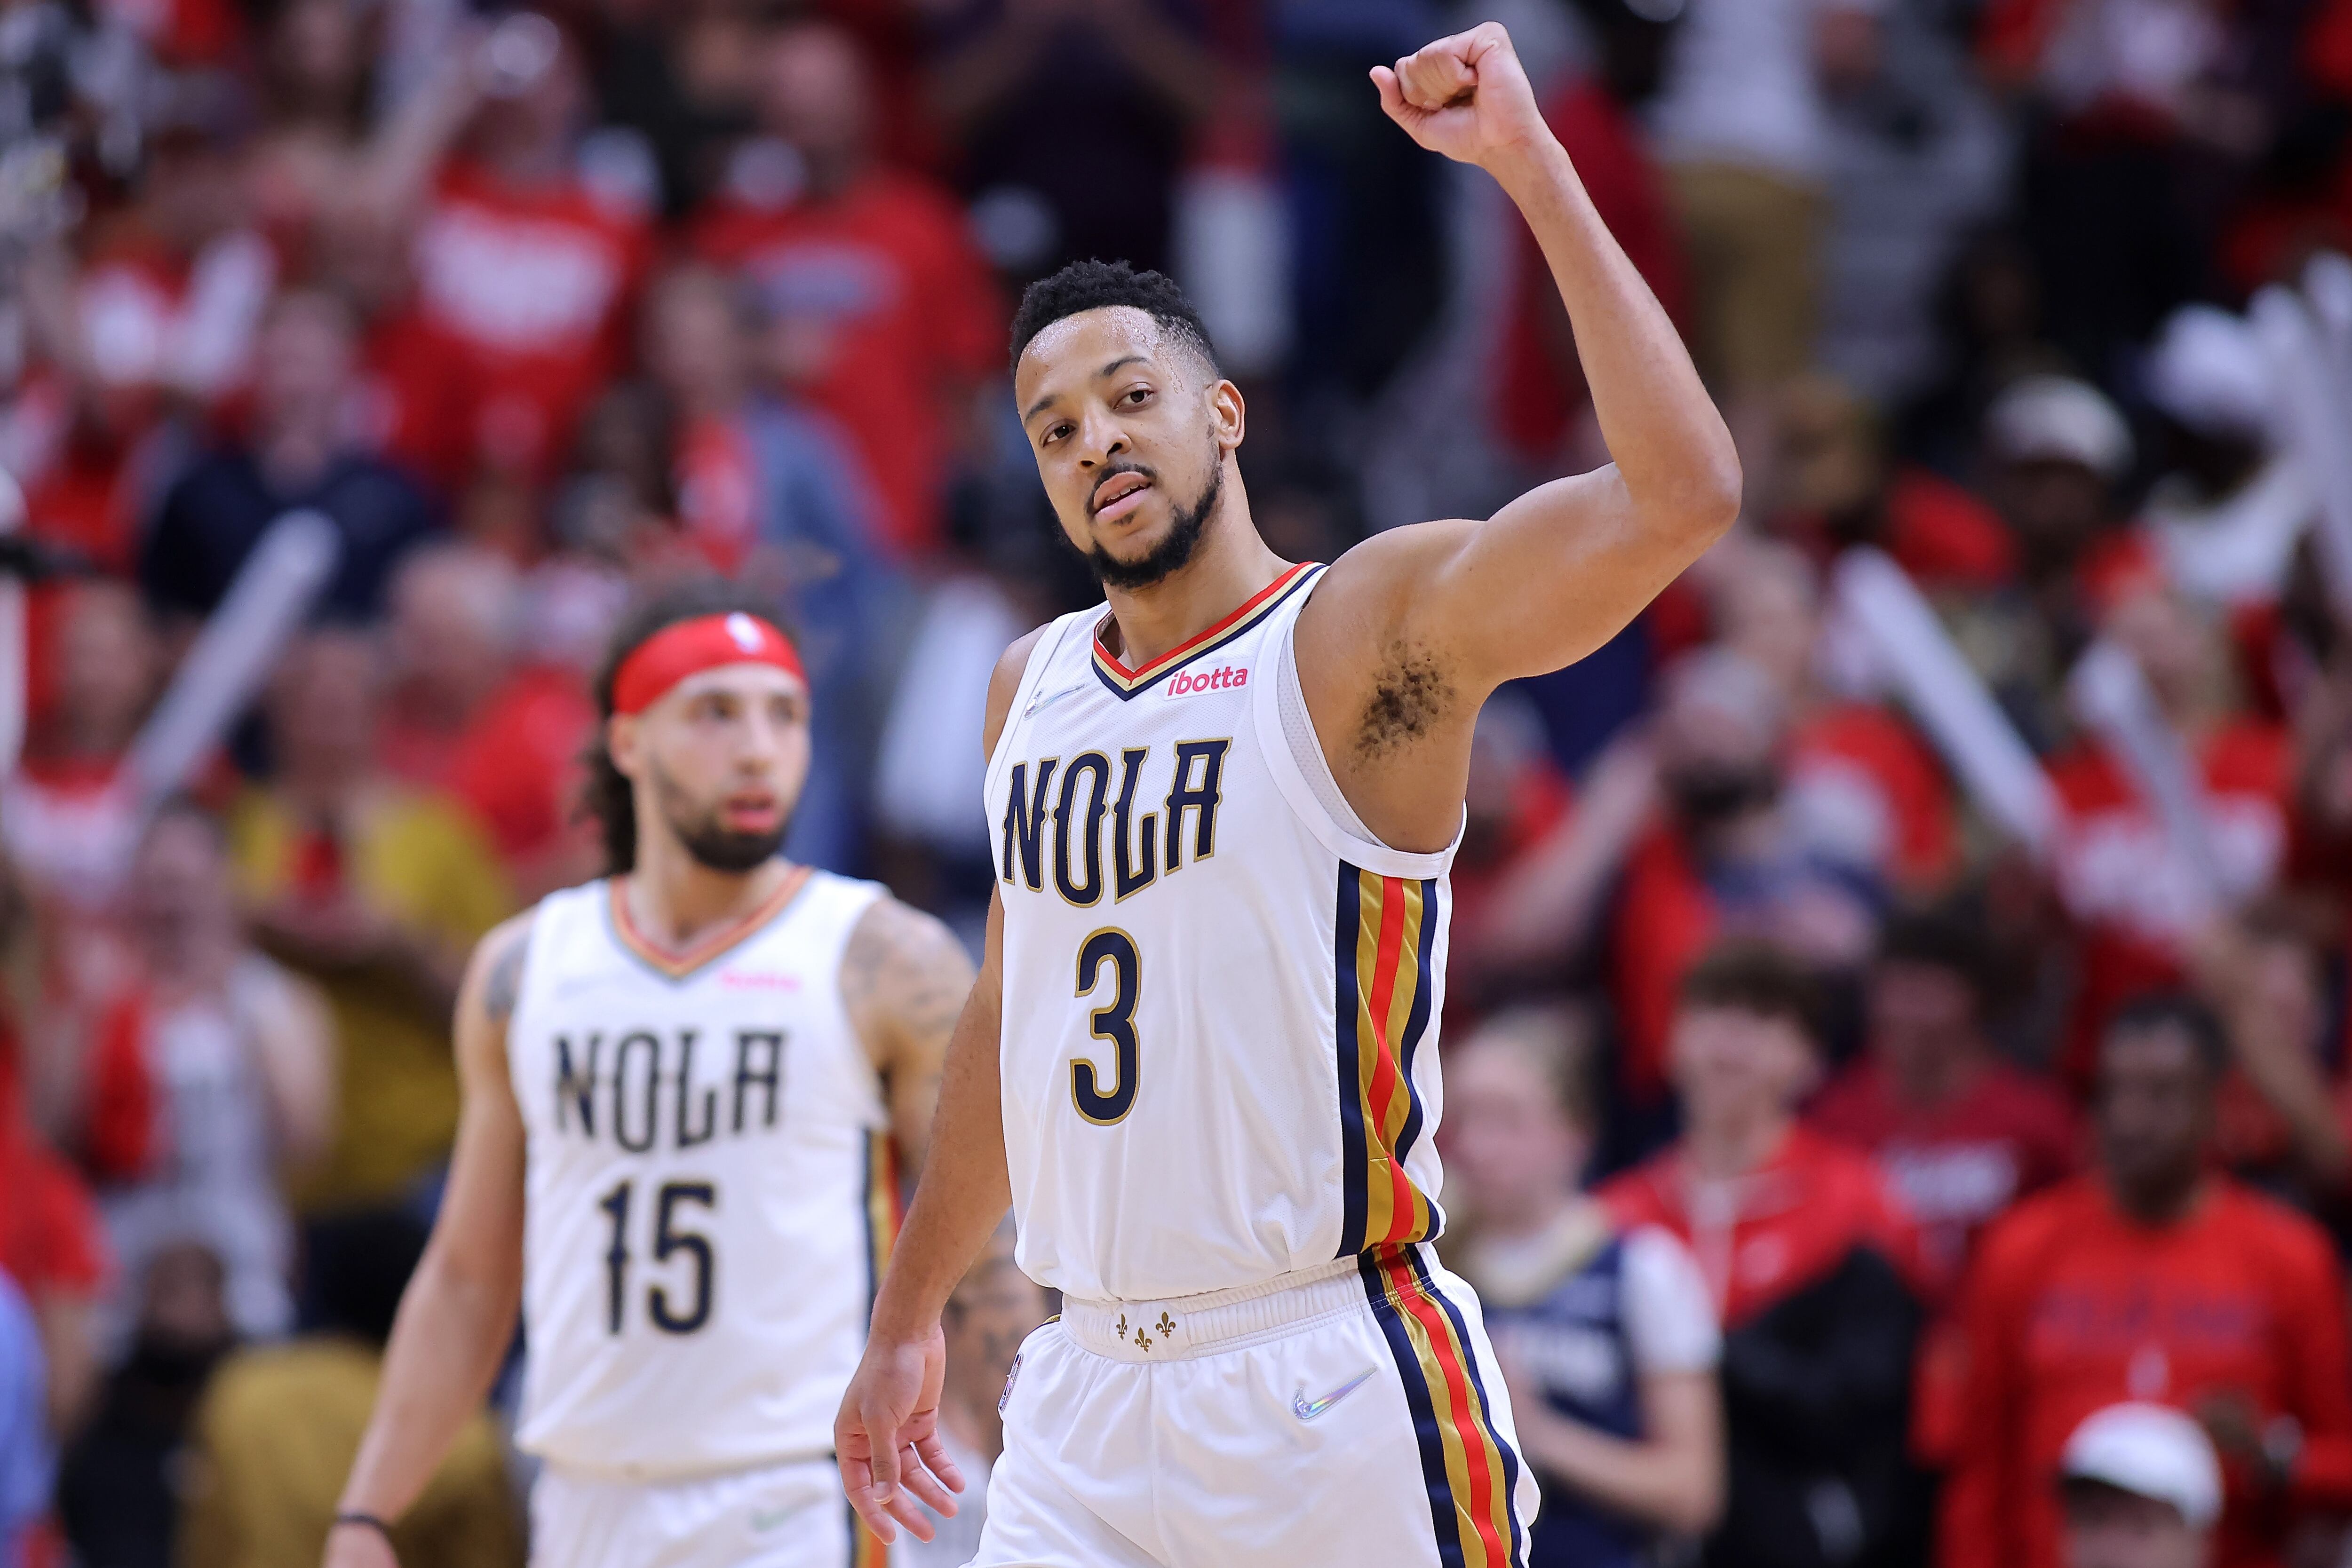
[333,1513,395,1541]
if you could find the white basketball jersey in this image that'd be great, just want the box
[984,563,1457,1303]
[506,868,892,1480]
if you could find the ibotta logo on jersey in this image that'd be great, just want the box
[1165,664,1248,699]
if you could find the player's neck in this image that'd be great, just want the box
[1099,509,1289,671]
[622,839,798,953]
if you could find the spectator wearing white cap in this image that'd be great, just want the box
[1983,374,2137,593]
[1967,374,2145,749]
[2059,1402,2221,1568]
[2137,305,2310,608]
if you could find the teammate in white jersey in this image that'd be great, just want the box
[325,582,974,1568]
[836,22,1742,1568]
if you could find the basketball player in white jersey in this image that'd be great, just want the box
[836,22,1742,1568]
[324,581,975,1568]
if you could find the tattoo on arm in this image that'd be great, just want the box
[481,931,529,1024]
[843,900,977,1069]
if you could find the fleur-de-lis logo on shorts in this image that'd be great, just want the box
[1134,1328,1153,1352]
[1156,1312,1176,1338]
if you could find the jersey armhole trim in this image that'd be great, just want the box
[982,612,1084,797]
[504,887,577,1109]
[1251,575,1461,881]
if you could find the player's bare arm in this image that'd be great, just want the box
[841,894,977,1174]
[324,915,532,1568]
[834,634,1036,1545]
[1298,22,1741,850]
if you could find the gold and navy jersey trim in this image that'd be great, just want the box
[1360,1246,1527,1568]
[848,1501,889,1568]
[850,1130,899,1568]
[605,864,813,982]
[861,1127,900,1315]
[1088,561,1320,699]
[1335,863,1443,1254]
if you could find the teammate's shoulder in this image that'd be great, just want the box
[471,905,547,1024]
[839,889,976,1055]
[843,890,972,980]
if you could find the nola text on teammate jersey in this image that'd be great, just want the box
[548,1029,786,1152]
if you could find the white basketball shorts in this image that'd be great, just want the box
[972,1246,1538,1568]
[531,1455,887,1568]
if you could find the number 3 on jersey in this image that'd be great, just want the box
[1073,928,1140,1125]
[597,1179,715,1335]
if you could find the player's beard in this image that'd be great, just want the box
[647,757,790,873]
[1084,444,1224,592]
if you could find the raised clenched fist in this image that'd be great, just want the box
[1369,22,1551,172]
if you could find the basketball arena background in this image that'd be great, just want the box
[4,0,2352,1563]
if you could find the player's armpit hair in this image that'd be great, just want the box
[480,924,532,1025]
[1009,259,1219,377]
[1354,642,1455,760]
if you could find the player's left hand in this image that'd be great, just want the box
[1370,23,1551,172]
[836,1323,964,1543]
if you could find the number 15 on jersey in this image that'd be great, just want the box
[598,1179,717,1335]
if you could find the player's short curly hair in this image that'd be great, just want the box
[1009,259,1219,377]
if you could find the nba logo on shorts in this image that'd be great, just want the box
[725,613,764,652]
[1000,1351,1024,1414]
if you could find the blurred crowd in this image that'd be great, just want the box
[6,0,2352,1564]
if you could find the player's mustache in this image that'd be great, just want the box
[1089,461,1158,516]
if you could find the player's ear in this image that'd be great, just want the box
[1211,378,1246,454]
[607,712,645,783]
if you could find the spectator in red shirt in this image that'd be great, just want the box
[693,19,1001,559]
[1811,905,2081,1297]
[377,543,599,896]
[1769,374,2020,596]
[397,16,654,487]
[2049,554,2292,1086]
[1713,538,1961,891]
[1610,649,1884,1101]
[2189,903,2352,1216]
[1,581,162,1007]
[1810,903,2082,1465]
[0,1032,108,1437]
[15,78,273,576]
[1603,942,1926,1568]
[1940,993,2352,1568]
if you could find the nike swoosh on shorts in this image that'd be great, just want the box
[1292,1368,1378,1421]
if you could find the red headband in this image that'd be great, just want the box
[612,612,806,715]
